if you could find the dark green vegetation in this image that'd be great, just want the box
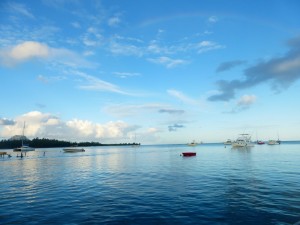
[0,138,140,149]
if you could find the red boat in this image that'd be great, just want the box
[182,152,196,157]
[257,140,265,145]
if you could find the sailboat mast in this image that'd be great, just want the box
[22,122,25,146]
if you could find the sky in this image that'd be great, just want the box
[0,0,300,144]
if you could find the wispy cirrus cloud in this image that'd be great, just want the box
[108,16,121,27]
[6,2,34,19]
[113,72,141,78]
[159,109,185,115]
[104,103,171,118]
[168,123,184,132]
[209,36,300,102]
[208,16,218,24]
[167,89,198,105]
[37,74,66,84]
[196,41,224,53]
[72,70,130,95]
[216,60,247,73]
[148,56,188,68]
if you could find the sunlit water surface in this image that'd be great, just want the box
[1,143,300,224]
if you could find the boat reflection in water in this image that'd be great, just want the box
[63,147,85,153]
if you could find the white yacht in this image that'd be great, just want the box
[232,134,254,147]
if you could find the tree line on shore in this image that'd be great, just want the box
[0,137,141,149]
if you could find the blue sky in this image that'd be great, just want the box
[1,0,300,144]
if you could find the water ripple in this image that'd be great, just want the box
[1,145,300,224]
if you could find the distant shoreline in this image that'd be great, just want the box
[0,137,140,149]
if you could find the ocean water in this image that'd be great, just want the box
[1,143,300,225]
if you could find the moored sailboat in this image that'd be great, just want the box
[13,122,35,152]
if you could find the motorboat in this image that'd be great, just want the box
[256,140,265,145]
[63,147,85,152]
[232,134,254,147]
[187,140,198,146]
[224,139,233,145]
[182,152,196,157]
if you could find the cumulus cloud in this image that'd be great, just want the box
[208,36,300,101]
[216,60,246,73]
[0,111,137,142]
[1,41,49,64]
[0,41,93,68]
[0,118,16,125]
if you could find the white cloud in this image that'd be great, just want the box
[113,72,141,78]
[104,103,171,117]
[72,70,130,95]
[37,74,66,84]
[0,41,94,68]
[196,41,224,53]
[167,89,198,105]
[7,41,49,62]
[224,94,257,114]
[237,95,257,106]
[0,111,137,142]
[208,16,218,23]
[109,41,143,56]
[71,22,81,29]
[148,56,188,68]
[7,2,34,19]
[108,16,121,27]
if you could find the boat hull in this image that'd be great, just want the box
[13,147,35,152]
[182,152,196,157]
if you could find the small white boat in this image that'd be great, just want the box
[268,140,280,145]
[224,139,233,145]
[187,140,198,146]
[232,134,254,148]
[14,145,35,152]
[63,147,85,152]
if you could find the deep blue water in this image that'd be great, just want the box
[1,143,300,225]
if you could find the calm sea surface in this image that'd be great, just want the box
[1,143,300,225]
